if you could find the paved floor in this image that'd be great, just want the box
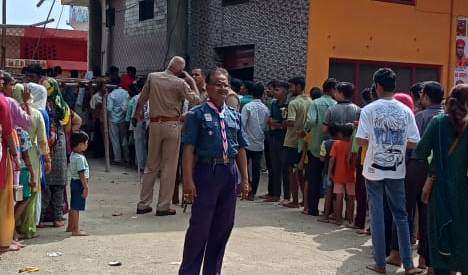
[0,159,410,274]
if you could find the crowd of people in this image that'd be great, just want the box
[0,63,91,253]
[0,56,466,275]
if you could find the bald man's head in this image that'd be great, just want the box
[167,56,186,75]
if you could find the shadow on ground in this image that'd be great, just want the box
[22,159,398,274]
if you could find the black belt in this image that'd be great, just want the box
[198,157,235,165]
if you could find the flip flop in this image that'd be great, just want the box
[366,264,386,274]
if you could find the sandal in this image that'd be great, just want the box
[0,244,21,252]
[36,223,49,228]
[385,257,402,267]
[356,229,371,235]
[282,202,300,208]
[366,264,386,274]
[317,217,330,223]
[263,197,280,203]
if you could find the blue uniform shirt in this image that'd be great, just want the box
[183,102,248,160]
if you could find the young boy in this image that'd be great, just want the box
[317,125,339,223]
[329,124,356,226]
[67,131,90,236]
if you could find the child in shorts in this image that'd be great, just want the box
[329,124,356,226]
[317,125,339,223]
[67,131,90,236]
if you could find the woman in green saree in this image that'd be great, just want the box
[416,85,468,275]
[13,84,50,239]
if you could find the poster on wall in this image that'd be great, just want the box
[455,17,468,85]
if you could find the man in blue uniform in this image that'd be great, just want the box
[179,68,249,275]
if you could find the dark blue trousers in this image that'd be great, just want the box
[179,162,238,275]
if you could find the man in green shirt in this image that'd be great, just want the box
[304,78,337,216]
[282,77,313,208]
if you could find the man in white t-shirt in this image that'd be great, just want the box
[355,68,422,275]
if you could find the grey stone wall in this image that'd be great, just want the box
[188,0,310,83]
[109,0,167,75]
[107,0,310,81]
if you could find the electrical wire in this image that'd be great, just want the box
[55,5,64,30]
[32,0,56,60]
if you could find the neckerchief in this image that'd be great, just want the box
[206,101,228,160]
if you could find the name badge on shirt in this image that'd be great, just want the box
[204,113,212,122]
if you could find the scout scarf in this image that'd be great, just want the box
[206,101,228,160]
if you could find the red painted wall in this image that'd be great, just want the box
[19,27,87,62]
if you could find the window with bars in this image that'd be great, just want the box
[329,59,440,105]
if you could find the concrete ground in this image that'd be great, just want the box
[0,159,411,275]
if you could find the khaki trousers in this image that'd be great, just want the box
[137,122,181,211]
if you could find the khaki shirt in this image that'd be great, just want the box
[140,70,200,118]
[284,94,313,148]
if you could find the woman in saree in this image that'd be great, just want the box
[24,66,50,226]
[1,75,34,244]
[39,75,71,227]
[0,78,17,251]
[13,83,50,239]
[416,84,468,275]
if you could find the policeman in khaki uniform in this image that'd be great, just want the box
[134,56,200,216]
[179,68,249,275]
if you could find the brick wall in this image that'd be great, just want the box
[109,0,167,75]
[188,0,310,84]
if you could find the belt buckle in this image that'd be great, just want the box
[223,156,229,165]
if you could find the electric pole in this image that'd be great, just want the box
[1,0,6,69]
[0,0,55,70]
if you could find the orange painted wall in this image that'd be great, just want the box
[306,0,468,93]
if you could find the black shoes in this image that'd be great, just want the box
[155,209,177,216]
[136,207,153,215]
